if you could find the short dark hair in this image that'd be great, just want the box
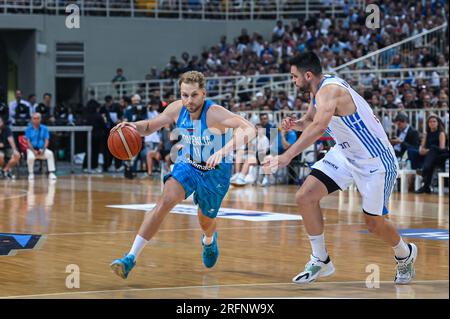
[289,52,322,75]
[104,95,113,102]
[394,113,408,123]
[28,94,36,99]
[43,93,52,98]
[259,113,268,118]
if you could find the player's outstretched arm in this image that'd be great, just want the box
[205,105,257,168]
[282,94,315,131]
[112,100,182,136]
[283,86,336,160]
[264,86,336,171]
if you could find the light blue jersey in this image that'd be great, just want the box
[164,99,232,218]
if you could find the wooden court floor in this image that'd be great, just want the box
[0,175,448,299]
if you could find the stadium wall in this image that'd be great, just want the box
[0,15,277,102]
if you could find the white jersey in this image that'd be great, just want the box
[314,75,393,161]
[312,75,398,215]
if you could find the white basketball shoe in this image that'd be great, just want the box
[292,255,336,284]
[394,243,418,285]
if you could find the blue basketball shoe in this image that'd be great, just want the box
[202,232,219,268]
[110,254,136,279]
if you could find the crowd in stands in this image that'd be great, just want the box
[138,1,448,79]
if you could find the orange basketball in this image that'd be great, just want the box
[108,126,142,160]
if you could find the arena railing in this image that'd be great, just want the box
[1,0,365,19]
[88,73,295,104]
[89,66,448,104]
[337,67,449,86]
[239,108,449,136]
[333,23,448,73]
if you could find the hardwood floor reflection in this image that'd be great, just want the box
[0,175,448,299]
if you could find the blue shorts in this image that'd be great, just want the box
[163,161,232,218]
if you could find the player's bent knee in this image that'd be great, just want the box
[295,190,320,207]
[159,194,179,208]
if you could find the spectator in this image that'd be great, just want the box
[403,89,419,109]
[390,113,421,168]
[238,28,250,46]
[272,20,285,42]
[420,93,433,109]
[81,101,107,173]
[384,91,398,109]
[9,90,31,125]
[112,68,127,95]
[146,123,174,176]
[53,103,71,125]
[415,115,449,193]
[100,95,123,172]
[14,100,31,126]
[128,94,147,121]
[0,117,20,179]
[28,94,38,114]
[35,93,53,124]
[0,96,8,124]
[259,113,275,140]
[25,112,57,181]
[145,67,159,81]
[231,123,270,186]
[118,96,131,120]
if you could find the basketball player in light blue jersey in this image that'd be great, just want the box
[110,71,256,279]
[264,52,417,285]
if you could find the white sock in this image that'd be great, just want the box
[203,235,214,245]
[308,233,328,261]
[128,234,149,260]
[393,238,410,259]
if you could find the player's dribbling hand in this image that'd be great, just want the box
[206,150,224,168]
[262,154,291,172]
[281,115,299,131]
[111,121,136,134]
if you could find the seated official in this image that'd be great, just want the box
[25,113,57,181]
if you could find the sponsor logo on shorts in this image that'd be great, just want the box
[323,160,339,170]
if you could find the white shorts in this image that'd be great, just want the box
[311,147,398,216]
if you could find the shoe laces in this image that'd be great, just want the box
[203,240,216,256]
[396,260,410,275]
[305,256,321,270]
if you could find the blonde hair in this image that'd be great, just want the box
[179,71,205,89]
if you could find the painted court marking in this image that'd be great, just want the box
[1,279,447,299]
[107,203,302,221]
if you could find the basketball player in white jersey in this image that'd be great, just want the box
[264,52,417,285]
